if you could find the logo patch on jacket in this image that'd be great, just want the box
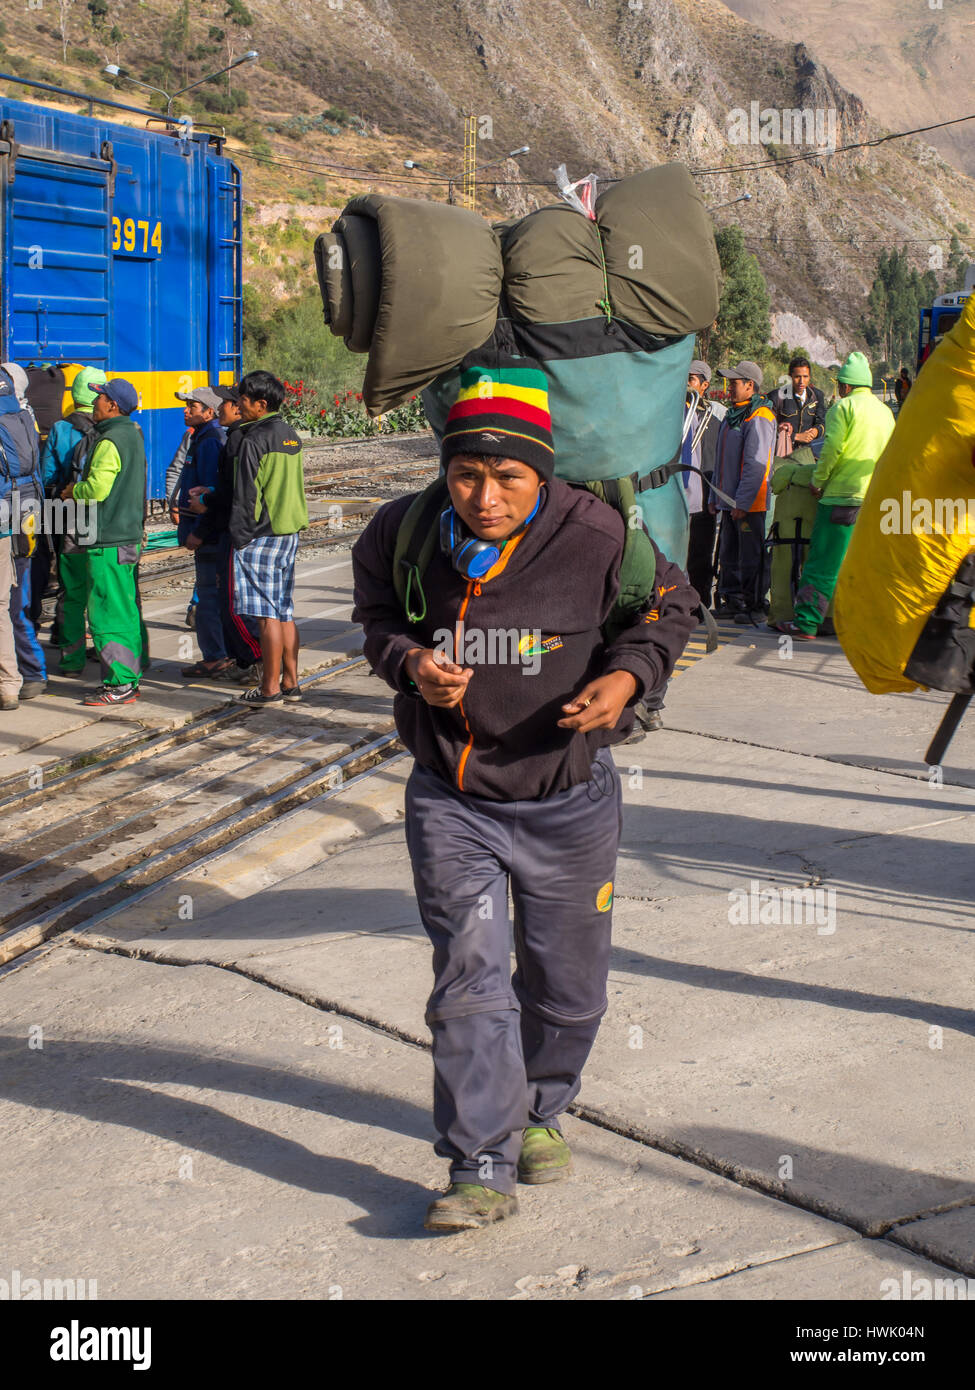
[517,633,564,658]
[596,881,614,913]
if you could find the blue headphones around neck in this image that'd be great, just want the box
[440,493,542,580]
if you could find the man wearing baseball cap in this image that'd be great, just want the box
[60,378,147,704]
[710,360,775,622]
[172,387,232,677]
[184,384,264,682]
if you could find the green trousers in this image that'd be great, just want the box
[60,543,143,685]
[794,503,856,634]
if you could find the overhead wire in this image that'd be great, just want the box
[232,103,975,194]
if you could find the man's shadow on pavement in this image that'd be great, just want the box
[0,1034,433,1239]
[607,944,975,1038]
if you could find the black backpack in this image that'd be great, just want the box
[25,365,67,439]
[67,411,98,483]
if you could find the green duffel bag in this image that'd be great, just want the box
[315,193,503,415]
[767,446,834,625]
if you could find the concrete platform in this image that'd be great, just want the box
[4,605,973,1299]
[0,551,364,783]
[0,947,860,1300]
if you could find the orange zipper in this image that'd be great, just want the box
[454,579,479,790]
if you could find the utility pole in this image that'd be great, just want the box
[462,113,477,211]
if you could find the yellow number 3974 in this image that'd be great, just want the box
[111,217,163,255]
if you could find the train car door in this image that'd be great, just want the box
[0,128,112,371]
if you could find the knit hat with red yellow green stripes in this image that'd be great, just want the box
[441,354,555,480]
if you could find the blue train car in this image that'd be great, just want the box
[0,77,242,499]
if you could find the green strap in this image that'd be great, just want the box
[393,477,449,622]
[594,225,613,323]
[403,563,427,624]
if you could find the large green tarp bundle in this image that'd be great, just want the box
[314,164,720,562]
[315,195,503,416]
[767,447,833,625]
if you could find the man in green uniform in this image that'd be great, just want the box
[773,351,894,639]
[60,378,147,705]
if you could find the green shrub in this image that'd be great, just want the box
[202,87,249,114]
[244,285,364,402]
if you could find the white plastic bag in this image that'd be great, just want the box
[553,164,598,219]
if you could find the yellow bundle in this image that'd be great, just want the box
[835,295,975,693]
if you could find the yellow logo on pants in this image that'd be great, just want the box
[596,881,614,913]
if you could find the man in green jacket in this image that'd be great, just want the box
[228,370,308,704]
[60,379,147,705]
[41,366,107,649]
[773,351,894,639]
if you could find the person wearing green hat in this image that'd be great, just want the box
[773,351,894,638]
[40,366,108,649]
[60,379,147,704]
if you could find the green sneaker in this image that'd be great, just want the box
[424,1183,518,1231]
[517,1127,572,1185]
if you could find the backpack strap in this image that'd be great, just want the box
[69,421,97,482]
[633,436,740,510]
[392,476,449,623]
[574,475,657,644]
[699,602,719,653]
[67,410,96,436]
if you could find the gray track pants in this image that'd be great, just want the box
[405,749,622,1194]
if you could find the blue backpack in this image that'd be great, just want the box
[0,371,42,505]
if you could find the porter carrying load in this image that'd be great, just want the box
[315,164,721,564]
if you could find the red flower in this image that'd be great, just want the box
[334,395,341,406]
[355,392,362,402]
[320,409,326,416]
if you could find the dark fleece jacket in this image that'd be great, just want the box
[352,477,699,801]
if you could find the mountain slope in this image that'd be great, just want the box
[2,0,973,359]
[723,0,975,178]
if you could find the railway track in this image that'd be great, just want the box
[138,449,440,588]
[0,655,405,969]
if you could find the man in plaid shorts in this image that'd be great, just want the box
[229,370,308,704]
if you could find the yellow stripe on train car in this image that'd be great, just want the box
[58,367,236,416]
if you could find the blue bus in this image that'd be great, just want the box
[0,73,242,500]
[917,266,974,373]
